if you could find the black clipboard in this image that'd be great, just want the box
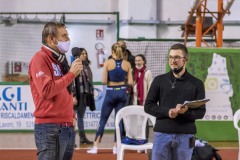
[181,99,210,109]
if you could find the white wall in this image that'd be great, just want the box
[0,0,239,39]
[0,0,116,82]
[0,0,240,82]
[118,0,157,38]
[0,0,112,12]
[0,22,117,82]
[66,24,116,81]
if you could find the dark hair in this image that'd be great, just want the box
[170,43,188,57]
[117,40,127,53]
[71,47,79,57]
[135,54,146,65]
[79,48,91,64]
[42,22,66,44]
[112,43,123,59]
[132,54,147,76]
[126,49,132,56]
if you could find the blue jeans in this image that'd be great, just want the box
[152,132,194,160]
[34,123,75,160]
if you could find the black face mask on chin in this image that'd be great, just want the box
[172,66,183,74]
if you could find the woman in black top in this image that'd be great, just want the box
[72,47,95,146]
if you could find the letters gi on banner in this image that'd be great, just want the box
[0,85,35,130]
[0,84,115,130]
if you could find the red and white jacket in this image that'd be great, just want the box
[29,45,75,124]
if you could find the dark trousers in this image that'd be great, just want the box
[95,87,127,142]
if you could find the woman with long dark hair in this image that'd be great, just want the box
[72,47,95,146]
[132,54,153,106]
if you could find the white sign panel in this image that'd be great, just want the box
[0,84,115,130]
[203,53,233,120]
[0,85,35,130]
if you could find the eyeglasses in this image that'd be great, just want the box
[168,56,186,62]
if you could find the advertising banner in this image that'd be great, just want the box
[187,48,240,121]
[0,84,114,130]
[0,85,35,130]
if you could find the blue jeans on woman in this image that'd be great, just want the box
[34,123,75,160]
[152,132,194,160]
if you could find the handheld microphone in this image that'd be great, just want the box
[71,47,80,59]
[71,47,81,102]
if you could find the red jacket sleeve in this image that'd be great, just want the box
[30,52,75,100]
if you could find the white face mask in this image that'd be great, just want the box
[56,40,71,54]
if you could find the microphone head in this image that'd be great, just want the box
[71,47,80,57]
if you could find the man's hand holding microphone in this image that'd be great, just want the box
[70,58,83,77]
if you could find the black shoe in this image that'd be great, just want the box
[80,131,93,145]
[80,138,93,145]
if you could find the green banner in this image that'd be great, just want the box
[188,48,240,141]
[188,48,240,115]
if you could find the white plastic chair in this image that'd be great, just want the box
[233,109,240,160]
[115,105,156,160]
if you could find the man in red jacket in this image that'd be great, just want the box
[28,22,82,160]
